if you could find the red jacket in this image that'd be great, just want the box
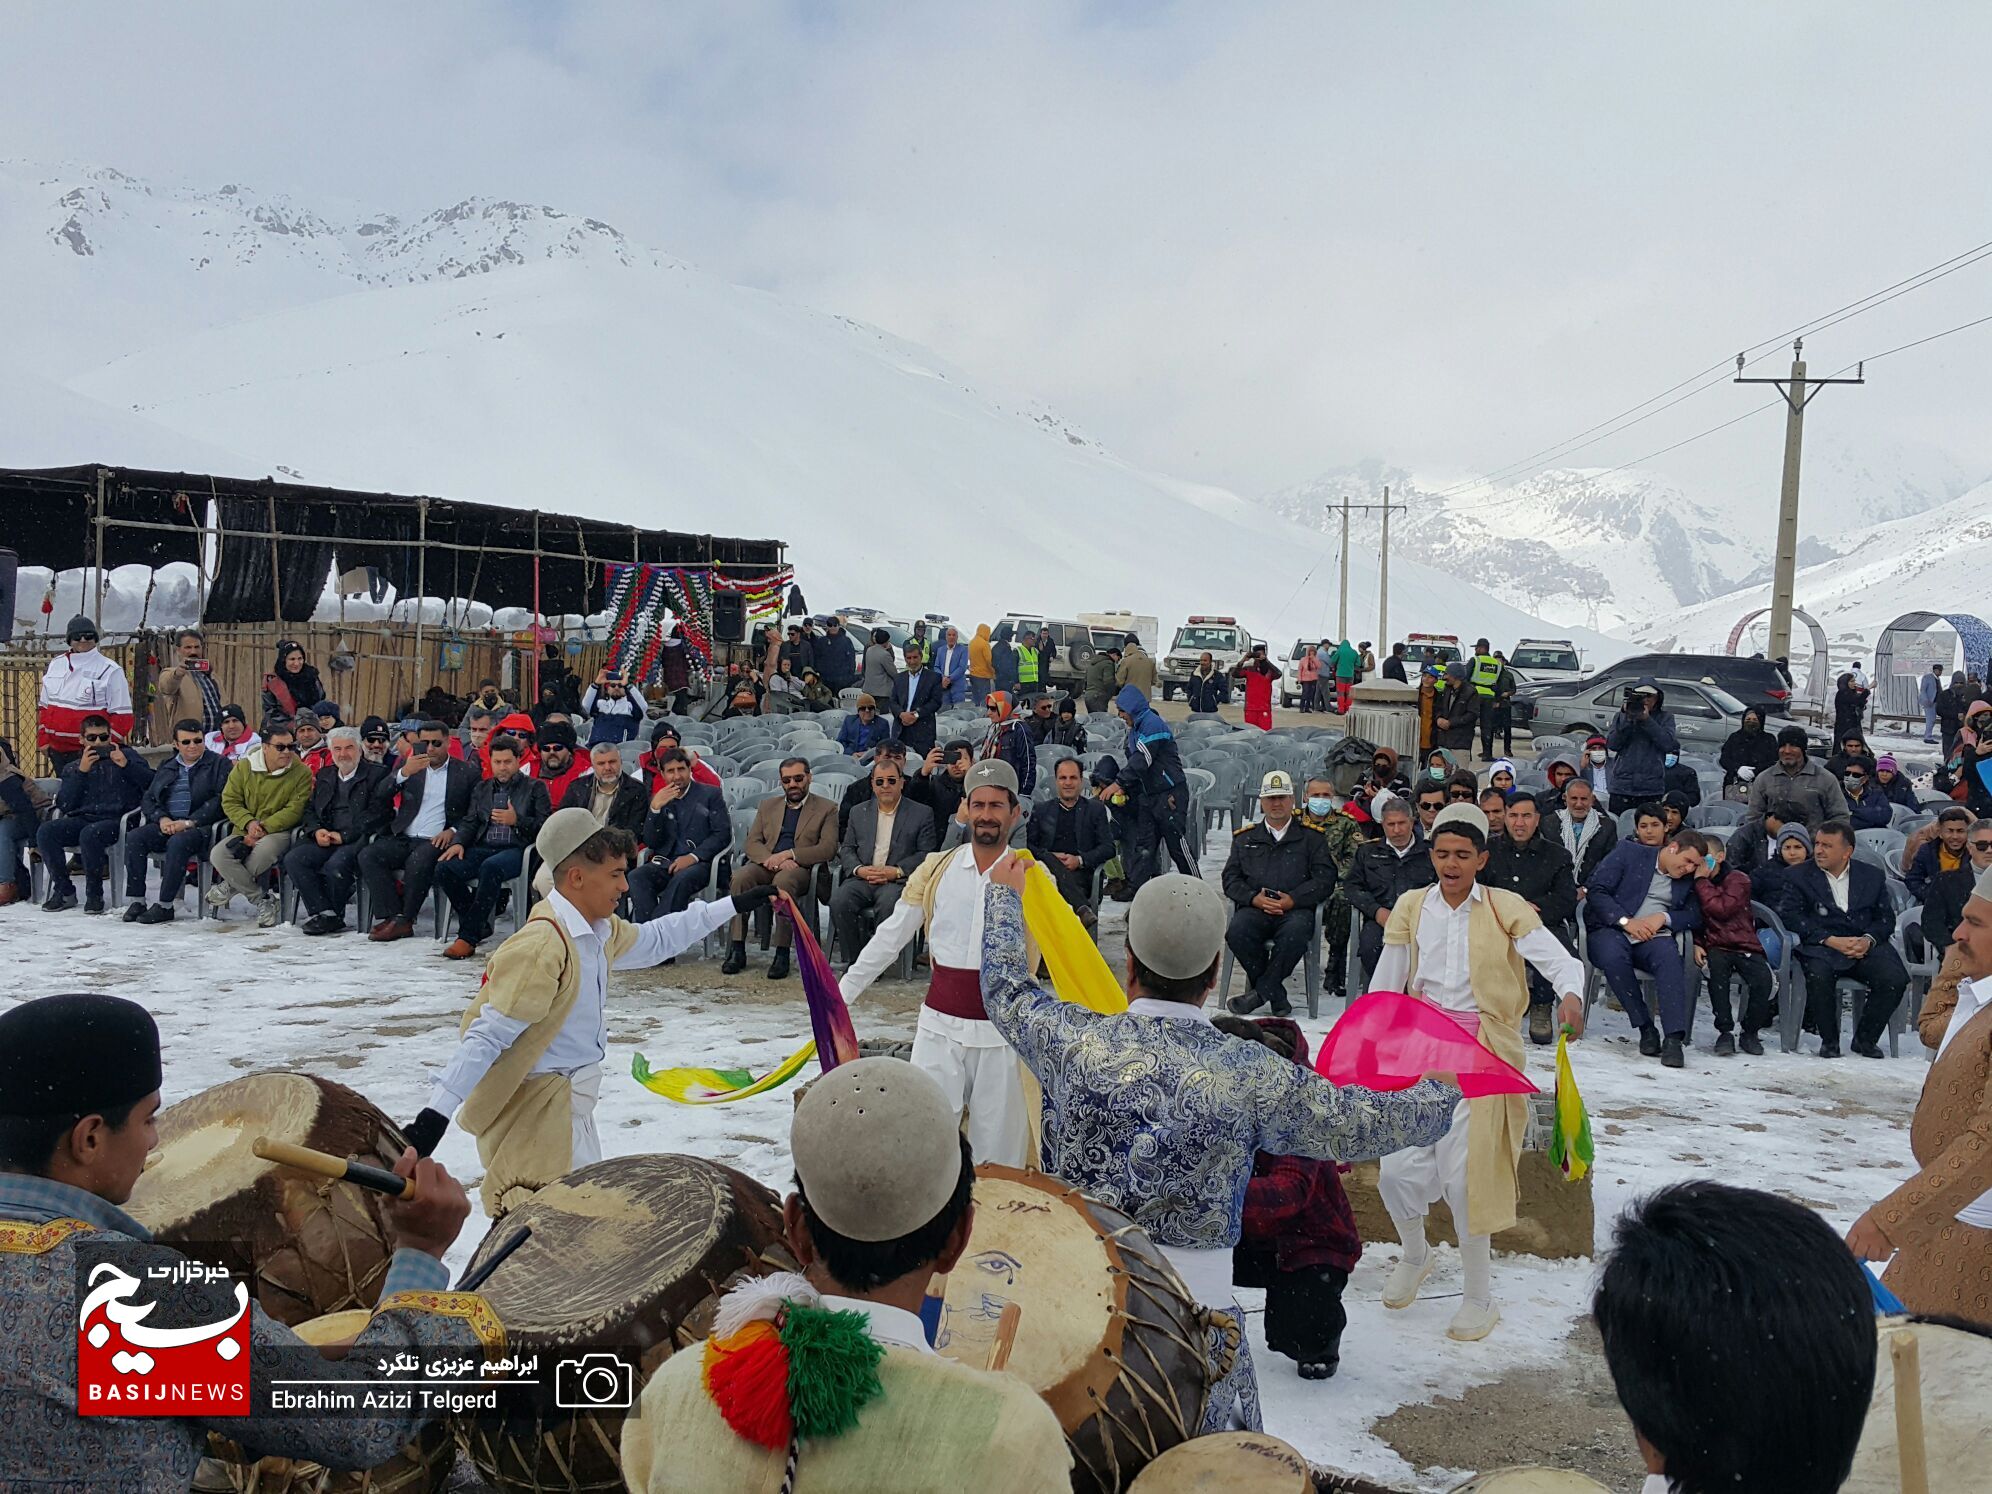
[1693,866,1764,955]
[1237,1018,1361,1272]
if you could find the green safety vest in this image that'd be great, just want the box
[1470,653,1502,696]
[1017,644,1040,685]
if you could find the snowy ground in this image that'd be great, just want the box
[0,817,1928,1492]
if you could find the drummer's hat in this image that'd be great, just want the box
[792,1057,963,1242]
[1127,874,1227,980]
[537,806,608,874]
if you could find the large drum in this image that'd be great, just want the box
[1845,1314,1992,1492]
[1447,1473,1610,1491]
[126,1072,406,1326]
[192,1312,456,1494]
[1126,1431,1313,1492]
[932,1165,1231,1494]
[454,1154,792,1494]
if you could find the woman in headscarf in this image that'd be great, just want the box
[1832,671,1869,742]
[977,691,1038,797]
[260,639,325,722]
[1719,705,1778,793]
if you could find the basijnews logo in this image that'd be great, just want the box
[75,1257,250,1416]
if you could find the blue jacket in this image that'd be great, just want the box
[1581,840,1702,935]
[935,641,970,685]
[837,712,890,757]
[816,629,859,691]
[1113,685,1185,798]
[991,623,1020,694]
[1783,859,1896,968]
[138,750,229,828]
[1604,680,1678,800]
[641,779,729,864]
[56,750,154,824]
[1845,781,1893,831]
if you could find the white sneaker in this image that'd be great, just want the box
[256,893,282,929]
[1382,1251,1435,1310]
[1447,1299,1500,1342]
[204,883,233,908]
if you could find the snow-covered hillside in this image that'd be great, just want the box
[1,161,1626,661]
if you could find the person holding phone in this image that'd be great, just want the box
[34,715,154,913]
[148,628,224,743]
[579,668,646,746]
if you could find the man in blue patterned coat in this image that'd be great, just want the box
[980,864,1457,1428]
[0,993,501,1487]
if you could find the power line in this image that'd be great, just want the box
[1841,310,1992,368]
[1433,235,1992,501]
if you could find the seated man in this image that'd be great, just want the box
[1412,782,1446,840]
[1628,801,1668,847]
[829,757,937,965]
[620,1058,1072,1491]
[0,993,495,1484]
[283,725,394,935]
[1222,771,1337,1018]
[207,724,314,925]
[36,715,154,914]
[1582,829,1707,1068]
[1483,791,1580,1044]
[837,695,890,759]
[1594,1181,1875,1494]
[438,735,553,957]
[1906,804,1972,902]
[626,746,727,924]
[121,718,227,924]
[535,719,587,804]
[359,720,479,942]
[1554,775,1616,885]
[1921,816,1992,960]
[1841,759,1893,831]
[1343,795,1434,990]
[558,741,649,836]
[292,711,331,774]
[720,759,838,980]
[1023,757,1113,925]
[1786,819,1908,1059]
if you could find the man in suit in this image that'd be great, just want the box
[1582,828,1707,1068]
[121,718,229,924]
[830,757,938,965]
[1554,777,1617,887]
[283,726,394,935]
[626,746,728,923]
[721,757,839,979]
[558,741,648,836]
[437,734,554,957]
[1785,819,1909,1058]
[1024,757,1114,926]
[359,719,479,942]
[1344,794,1435,989]
[890,641,944,759]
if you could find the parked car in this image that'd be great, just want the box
[1399,632,1463,675]
[1280,638,1327,710]
[1507,638,1583,684]
[1511,674,1800,752]
[1563,652,1796,717]
[1160,617,1255,701]
[998,615,1117,690]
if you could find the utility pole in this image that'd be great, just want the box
[1735,338,1862,662]
[1328,486,1409,644]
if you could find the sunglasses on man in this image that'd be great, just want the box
[780,774,808,788]
[1973,839,1992,852]
[81,733,113,745]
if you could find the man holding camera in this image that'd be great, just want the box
[149,628,224,743]
[1604,679,1678,817]
[580,669,647,746]
[36,716,154,914]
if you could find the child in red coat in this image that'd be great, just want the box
[1215,1013,1362,1379]
[1691,839,1775,1056]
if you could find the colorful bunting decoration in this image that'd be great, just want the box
[603,562,715,688]
[711,566,796,627]
[1551,1030,1593,1181]
[1314,991,1536,1097]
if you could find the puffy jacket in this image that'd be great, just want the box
[220,749,314,835]
[1603,681,1678,800]
[139,750,230,829]
[56,750,153,824]
[1113,685,1184,798]
[1183,669,1226,714]
[1745,758,1849,830]
[1222,817,1337,910]
[1719,724,1779,785]
[1846,780,1893,831]
[816,628,859,691]
[1692,865,1764,955]
[968,625,996,681]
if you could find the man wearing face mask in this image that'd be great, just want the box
[1298,773,1368,1000]
[1224,772,1337,1018]
[1661,750,1702,809]
[1577,734,1611,802]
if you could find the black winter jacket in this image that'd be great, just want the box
[1222,819,1337,910]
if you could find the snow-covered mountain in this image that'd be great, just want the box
[0,162,1628,663]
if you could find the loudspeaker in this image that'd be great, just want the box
[0,548,16,644]
[711,591,747,644]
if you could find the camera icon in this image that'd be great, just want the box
[554,1352,634,1411]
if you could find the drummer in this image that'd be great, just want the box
[0,992,498,1484]
[622,1057,1071,1490]
[980,862,1458,1429]
[405,807,779,1215]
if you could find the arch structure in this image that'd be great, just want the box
[1725,606,1831,717]
[1873,611,1992,721]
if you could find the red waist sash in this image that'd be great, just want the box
[925,963,987,1021]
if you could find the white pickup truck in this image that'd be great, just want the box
[1159,616,1254,701]
[1508,638,1584,684]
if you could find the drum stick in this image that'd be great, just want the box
[986,1302,1022,1373]
[252,1138,415,1200]
[456,1227,532,1293]
[1890,1328,1930,1494]
[920,1271,949,1345]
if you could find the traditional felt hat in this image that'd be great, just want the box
[792,1057,962,1242]
[1127,874,1227,980]
[537,806,610,872]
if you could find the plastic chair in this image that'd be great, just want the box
[1216,901,1325,1020]
[1578,921,1692,1029]
[1690,801,1744,829]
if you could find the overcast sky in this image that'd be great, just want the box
[7,2,1992,499]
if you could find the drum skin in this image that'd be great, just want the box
[127,1072,405,1326]
[1846,1314,1992,1493]
[194,1312,456,1494]
[1126,1431,1313,1492]
[454,1155,792,1494]
[935,1165,1230,1494]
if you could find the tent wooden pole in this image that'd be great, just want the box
[414,498,429,700]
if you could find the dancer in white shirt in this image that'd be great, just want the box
[1368,803,1584,1341]
[839,760,1035,1167]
